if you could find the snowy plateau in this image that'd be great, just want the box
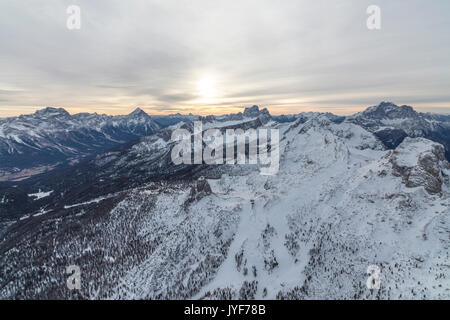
[0,102,449,300]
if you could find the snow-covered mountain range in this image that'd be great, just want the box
[348,102,450,157]
[0,102,449,299]
[1,102,449,183]
[0,107,163,181]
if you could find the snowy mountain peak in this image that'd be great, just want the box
[243,105,270,118]
[33,107,70,118]
[128,107,148,118]
[345,102,450,162]
[357,102,418,120]
[393,137,444,167]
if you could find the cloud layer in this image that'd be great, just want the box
[1,0,449,116]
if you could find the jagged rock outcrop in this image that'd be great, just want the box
[390,137,450,194]
[184,177,213,210]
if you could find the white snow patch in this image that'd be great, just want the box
[28,189,53,200]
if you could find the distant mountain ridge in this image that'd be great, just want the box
[0,105,273,181]
[0,107,163,180]
[347,102,450,159]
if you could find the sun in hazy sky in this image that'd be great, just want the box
[0,0,449,117]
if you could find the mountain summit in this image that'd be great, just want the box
[347,102,450,158]
[33,107,71,118]
[357,101,418,120]
[128,107,148,117]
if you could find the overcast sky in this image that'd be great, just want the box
[0,0,449,116]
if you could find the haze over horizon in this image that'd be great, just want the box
[1,0,450,117]
[1,102,450,119]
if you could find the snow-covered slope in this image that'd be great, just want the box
[1,111,448,300]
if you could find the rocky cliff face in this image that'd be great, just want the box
[389,138,450,195]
